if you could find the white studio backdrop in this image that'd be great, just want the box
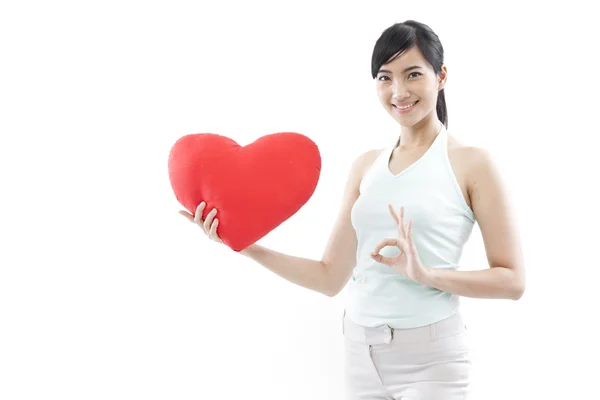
[1,1,599,399]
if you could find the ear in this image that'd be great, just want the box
[438,65,448,91]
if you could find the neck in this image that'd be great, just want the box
[397,116,442,150]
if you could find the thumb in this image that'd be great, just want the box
[371,252,393,266]
[179,210,194,222]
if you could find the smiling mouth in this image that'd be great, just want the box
[393,100,419,110]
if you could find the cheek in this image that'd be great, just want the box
[376,91,391,106]
[421,81,440,97]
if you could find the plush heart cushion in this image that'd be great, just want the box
[168,132,321,251]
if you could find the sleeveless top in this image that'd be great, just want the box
[344,122,475,328]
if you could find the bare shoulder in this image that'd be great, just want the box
[446,134,498,209]
[447,134,480,157]
[354,147,386,176]
[447,134,495,170]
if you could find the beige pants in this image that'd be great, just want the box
[342,310,471,399]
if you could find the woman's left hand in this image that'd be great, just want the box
[371,204,429,283]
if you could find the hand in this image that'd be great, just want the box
[179,201,224,244]
[370,204,428,283]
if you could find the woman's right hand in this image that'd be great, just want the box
[178,201,224,244]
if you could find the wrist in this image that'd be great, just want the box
[417,265,436,286]
[239,243,258,257]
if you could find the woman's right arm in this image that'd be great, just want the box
[181,150,379,297]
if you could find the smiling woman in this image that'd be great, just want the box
[182,19,525,400]
[372,25,449,147]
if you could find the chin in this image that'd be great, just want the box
[389,111,418,127]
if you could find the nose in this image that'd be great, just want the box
[391,79,410,100]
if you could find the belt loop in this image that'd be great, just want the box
[342,309,346,335]
[430,321,436,339]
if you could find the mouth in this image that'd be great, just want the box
[393,100,419,113]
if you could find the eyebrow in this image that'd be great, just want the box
[377,65,422,74]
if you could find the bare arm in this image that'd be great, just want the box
[238,245,332,295]
[238,151,377,296]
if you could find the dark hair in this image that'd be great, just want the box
[371,20,448,130]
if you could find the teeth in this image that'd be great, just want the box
[396,101,417,109]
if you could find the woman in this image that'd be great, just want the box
[180,20,525,400]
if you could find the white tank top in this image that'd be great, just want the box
[345,122,475,328]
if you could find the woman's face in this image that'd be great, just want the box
[375,46,446,127]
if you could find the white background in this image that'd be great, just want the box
[1,1,599,399]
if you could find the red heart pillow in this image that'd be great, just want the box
[168,132,321,251]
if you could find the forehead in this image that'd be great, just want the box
[381,46,427,70]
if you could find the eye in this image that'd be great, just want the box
[408,72,422,79]
[378,75,390,81]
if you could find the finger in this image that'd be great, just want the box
[203,208,217,232]
[371,251,394,266]
[398,206,407,237]
[371,238,400,257]
[179,210,194,222]
[378,235,410,255]
[209,218,220,240]
[194,202,206,225]
[388,204,400,225]
[371,245,397,266]
[407,220,417,253]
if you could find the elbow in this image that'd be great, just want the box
[324,281,342,298]
[510,272,526,300]
[321,261,344,298]
[511,285,525,300]
[496,265,525,300]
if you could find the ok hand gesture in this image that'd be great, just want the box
[370,204,428,283]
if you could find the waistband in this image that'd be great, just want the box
[342,309,466,345]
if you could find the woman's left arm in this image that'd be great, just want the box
[419,148,526,300]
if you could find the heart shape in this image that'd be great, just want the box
[168,132,321,251]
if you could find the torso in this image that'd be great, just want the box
[359,133,474,211]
